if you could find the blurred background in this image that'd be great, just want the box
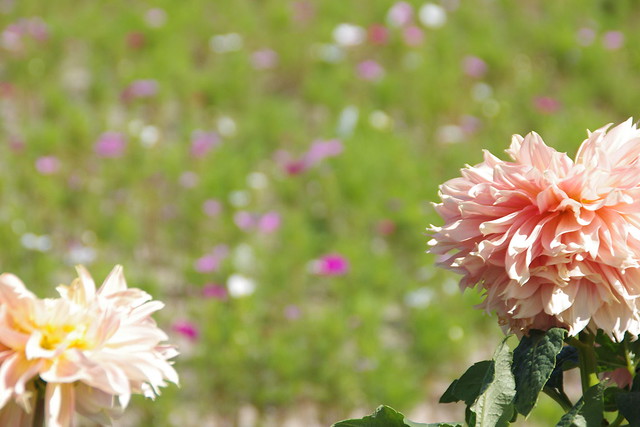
[1,0,638,425]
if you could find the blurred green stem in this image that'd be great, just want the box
[542,387,573,412]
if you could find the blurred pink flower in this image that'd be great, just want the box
[234,211,281,233]
[284,305,302,320]
[462,55,488,78]
[291,1,315,23]
[258,211,281,233]
[357,60,384,81]
[202,199,222,217]
[195,245,228,273]
[171,320,199,341]
[460,115,482,134]
[95,132,127,158]
[603,31,624,50]
[202,283,228,300]
[376,219,396,236]
[251,49,278,69]
[190,130,220,157]
[402,25,424,46]
[576,27,596,46]
[276,139,343,175]
[387,2,413,27]
[602,367,633,389]
[368,24,389,45]
[0,265,178,425]
[35,156,59,174]
[126,31,146,49]
[533,96,561,114]
[121,79,158,101]
[429,119,640,339]
[312,254,350,276]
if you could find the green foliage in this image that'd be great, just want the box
[555,384,603,427]
[332,405,461,427]
[471,337,516,427]
[615,392,640,426]
[440,361,493,405]
[512,328,567,416]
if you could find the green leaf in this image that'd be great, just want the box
[332,405,462,427]
[555,384,603,427]
[615,391,640,425]
[471,337,516,427]
[333,405,406,427]
[603,387,625,412]
[513,328,567,416]
[439,361,493,405]
[594,330,628,372]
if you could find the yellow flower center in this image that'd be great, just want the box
[39,323,89,350]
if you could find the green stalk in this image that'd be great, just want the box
[542,387,573,412]
[569,331,600,393]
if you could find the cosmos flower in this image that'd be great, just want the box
[0,265,178,426]
[311,254,350,276]
[429,119,640,339]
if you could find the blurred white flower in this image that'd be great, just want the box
[332,23,366,47]
[246,172,268,190]
[20,233,52,252]
[140,125,160,147]
[337,105,359,137]
[311,43,345,63]
[217,116,237,137]
[145,8,167,28]
[369,110,393,130]
[227,274,256,298]
[404,287,435,308]
[419,3,447,28]
[210,33,243,53]
[229,190,250,208]
[232,243,255,271]
[437,124,465,144]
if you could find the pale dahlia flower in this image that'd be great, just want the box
[0,265,179,426]
[429,119,640,339]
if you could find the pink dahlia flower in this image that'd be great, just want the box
[0,265,179,426]
[429,119,640,339]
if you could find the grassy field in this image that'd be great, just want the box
[2,0,639,425]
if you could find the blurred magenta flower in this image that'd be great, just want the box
[603,368,633,389]
[462,55,488,78]
[602,30,624,50]
[357,60,384,81]
[190,130,221,157]
[251,49,279,69]
[402,25,424,46]
[387,2,413,27]
[311,254,350,276]
[460,115,482,134]
[194,245,228,273]
[202,198,222,217]
[172,320,199,341]
[234,211,255,231]
[35,155,60,175]
[533,96,562,114]
[202,283,228,300]
[95,132,126,158]
[368,24,389,45]
[121,79,158,101]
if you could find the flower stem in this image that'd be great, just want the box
[542,387,573,412]
[570,331,600,393]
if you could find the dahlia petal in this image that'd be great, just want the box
[45,382,75,427]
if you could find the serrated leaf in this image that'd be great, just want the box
[555,384,603,427]
[513,328,567,416]
[332,405,462,427]
[615,391,640,425]
[439,361,493,405]
[471,337,516,427]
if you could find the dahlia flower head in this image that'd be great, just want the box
[0,265,179,426]
[428,119,640,340]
